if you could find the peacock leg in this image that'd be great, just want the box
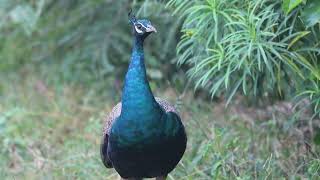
[155,175,167,180]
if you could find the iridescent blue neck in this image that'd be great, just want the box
[121,36,160,118]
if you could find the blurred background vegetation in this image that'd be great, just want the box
[0,0,319,179]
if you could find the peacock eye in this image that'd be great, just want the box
[136,24,142,29]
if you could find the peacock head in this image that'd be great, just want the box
[128,10,157,39]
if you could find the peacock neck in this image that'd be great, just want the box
[121,36,160,119]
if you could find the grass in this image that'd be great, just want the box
[0,65,319,179]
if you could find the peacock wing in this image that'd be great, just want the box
[103,103,122,136]
[100,102,121,168]
[154,97,178,114]
[100,98,180,169]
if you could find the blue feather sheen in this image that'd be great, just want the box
[110,36,179,148]
[104,21,187,178]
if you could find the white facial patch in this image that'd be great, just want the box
[134,26,143,34]
[134,23,147,34]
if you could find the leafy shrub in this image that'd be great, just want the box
[168,0,320,106]
[0,0,181,83]
[297,72,320,119]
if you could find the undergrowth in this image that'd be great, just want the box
[0,66,319,179]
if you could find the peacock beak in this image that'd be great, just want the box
[146,25,157,33]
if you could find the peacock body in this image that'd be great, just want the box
[100,12,187,180]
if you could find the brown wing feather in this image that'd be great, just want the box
[103,102,121,136]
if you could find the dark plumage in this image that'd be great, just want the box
[100,12,187,180]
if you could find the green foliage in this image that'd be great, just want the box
[282,0,304,14]
[0,0,180,83]
[308,159,320,178]
[301,0,320,27]
[168,0,320,108]
[0,68,319,179]
[1,0,319,179]
[298,79,320,118]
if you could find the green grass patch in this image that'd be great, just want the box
[0,66,319,179]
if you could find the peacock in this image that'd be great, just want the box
[100,11,187,180]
